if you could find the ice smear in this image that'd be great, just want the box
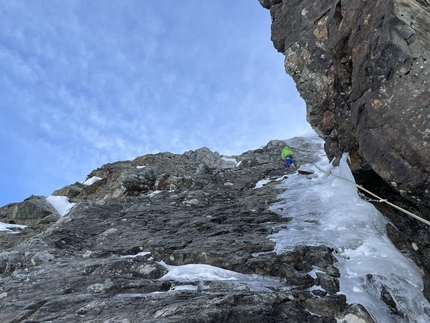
[149,190,162,198]
[0,221,26,233]
[46,196,76,216]
[120,252,151,258]
[269,135,430,323]
[117,291,165,298]
[117,285,198,299]
[254,178,271,189]
[158,262,285,292]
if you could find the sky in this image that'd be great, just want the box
[0,1,309,206]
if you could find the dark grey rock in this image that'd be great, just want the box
[316,272,340,295]
[0,139,377,322]
[0,195,60,224]
[52,182,85,199]
[260,0,430,215]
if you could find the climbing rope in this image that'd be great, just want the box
[358,192,384,203]
[313,164,430,227]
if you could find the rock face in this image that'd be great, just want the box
[0,138,377,322]
[259,0,430,215]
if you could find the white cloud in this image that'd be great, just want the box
[0,0,308,206]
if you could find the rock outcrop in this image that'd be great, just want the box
[259,0,430,215]
[0,138,378,322]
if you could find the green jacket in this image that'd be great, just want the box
[281,146,293,160]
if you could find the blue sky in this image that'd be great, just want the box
[0,1,308,206]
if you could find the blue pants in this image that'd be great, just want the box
[285,155,296,168]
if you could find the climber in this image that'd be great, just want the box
[281,145,297,168]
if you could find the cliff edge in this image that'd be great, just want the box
[259,0,430,215]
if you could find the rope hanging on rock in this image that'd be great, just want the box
[313,164,430,227]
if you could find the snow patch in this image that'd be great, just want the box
[0,222,26,233]
[83,176,102,186]
[46,196,76,216]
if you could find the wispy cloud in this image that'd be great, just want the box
[0,0,307,205]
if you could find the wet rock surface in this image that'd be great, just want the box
[0,138,375,322]
[260,0,430,215]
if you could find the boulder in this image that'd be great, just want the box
[52,182,85,199]
[0,195,60,224]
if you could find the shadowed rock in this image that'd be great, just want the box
[0,138,376,322]
[259,0,430,216]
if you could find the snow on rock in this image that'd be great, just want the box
[0,221,26,233]
[221,157,238,165]
[218,156,238,169]
[83,176,102,186]
[46,196,76,216]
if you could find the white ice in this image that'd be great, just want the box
[270,135,430,323]
[158,261,285,292]
[254,175,286,189]
[116,285,199,299]
[120,251,151,258]
[149,190,162,198]
[46,196,76,216]
[254,178,271,189]
[109,133,430,322]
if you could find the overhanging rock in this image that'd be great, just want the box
[260,0,430,215]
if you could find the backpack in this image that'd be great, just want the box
[281,146,293,160]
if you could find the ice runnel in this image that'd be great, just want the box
[270,136,430,323]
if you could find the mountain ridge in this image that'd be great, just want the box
[0,136,378,322]
[1,136,429,322]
